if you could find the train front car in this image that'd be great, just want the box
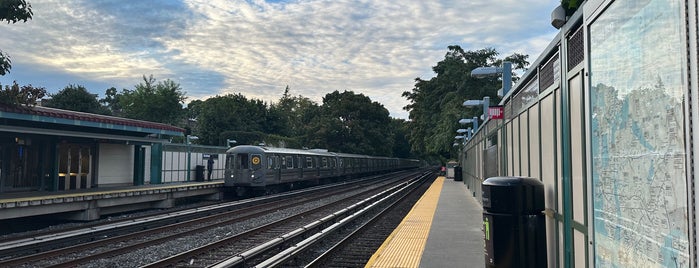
[225,145,266,196]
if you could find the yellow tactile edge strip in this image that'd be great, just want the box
[365,176,445,268]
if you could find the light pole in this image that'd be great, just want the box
[226,139,237,147]
[186,135,199,181]
[471,61,512,97]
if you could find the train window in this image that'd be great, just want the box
[226,154,235,169]
[286,156,294,169]
[268,156,274,169]
[238,154,249,169]
[306,157,313,168]
[322,158,328,168]
[281,156,286,168]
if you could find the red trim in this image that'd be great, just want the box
[0,104,185,133]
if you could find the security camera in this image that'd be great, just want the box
[551,5,566,29]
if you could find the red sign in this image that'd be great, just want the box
[488,106,504,120]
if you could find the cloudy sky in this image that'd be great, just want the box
[0,0,560,119]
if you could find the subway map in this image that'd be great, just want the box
[589,0,689,267]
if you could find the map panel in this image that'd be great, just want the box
[589,0,689,267]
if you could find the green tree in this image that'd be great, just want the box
[0,0,33,75]
[0,81,45,107]
[310,90,393,156]
[118,75,187,125]
[389,118,413,158]
[43,84,110,114]
[402,46,528,162]
[99,87,123,116]
[275,86,321,138]
[195,93,268,145]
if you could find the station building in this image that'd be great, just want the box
[0,104,185,193]
[459,0,699,267]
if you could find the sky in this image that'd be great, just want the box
[0,0,561,120]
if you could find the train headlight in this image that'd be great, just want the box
[251,174,255,178]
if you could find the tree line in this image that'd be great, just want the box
[0,76,410,158]
[0,45,527,163]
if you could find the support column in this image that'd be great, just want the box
[133,145,145,186]
[150,143,163,184]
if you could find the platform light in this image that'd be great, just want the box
[471,61,512,97]
[226,139,237,147]
[459,118,473,124]
[463,96,490,121]
[459,116,479,132]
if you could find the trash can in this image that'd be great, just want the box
[482,176,546,268]
[453,166,462,181]
[195,165,205,182]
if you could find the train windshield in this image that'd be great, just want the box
[236,153,249,169]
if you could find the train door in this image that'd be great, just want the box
[234,153,249,181]
[296,155,302,179]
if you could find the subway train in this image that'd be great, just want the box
[224,145,420,196]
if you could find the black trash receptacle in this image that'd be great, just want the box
[482,176,546,268]
[195,165,205,182]
[454,166,462,181]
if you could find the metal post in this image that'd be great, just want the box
[186,138,191,181]
[483,96,490,120]
[502,61,512,96]
[186,135,199,181]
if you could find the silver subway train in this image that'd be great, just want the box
[224,145,420,195]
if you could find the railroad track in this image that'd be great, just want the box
[146,170,435,268]
[0,170,426,267]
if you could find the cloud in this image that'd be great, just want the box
[0,0,560,119]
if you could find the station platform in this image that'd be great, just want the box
[0,180,224,221]
[366,176,484,268]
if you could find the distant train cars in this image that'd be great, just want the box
[224,145,420,196]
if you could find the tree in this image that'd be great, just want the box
[99,87,123,116]
[389,118,412,158]
[402,46,529,162]
[43,84,110,114]
[0,81,45,107]
[275,86,321,138]
[561,0,581,16]
[118,75,187,125]
[195,93,268,145]
[0,0,33,75]
[309,90,393,156]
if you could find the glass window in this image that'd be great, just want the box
[286,156,294,169]
[306,157,313,168]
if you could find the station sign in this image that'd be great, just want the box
[489,106,504,120]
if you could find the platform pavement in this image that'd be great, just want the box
[419,178,485,268]
[366,177,485,268]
